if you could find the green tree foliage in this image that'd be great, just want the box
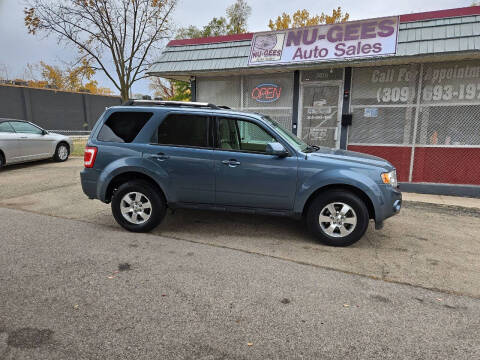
[226,0,251,34]
[176,0,251,39]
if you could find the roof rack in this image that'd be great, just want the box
[121,100,230,110]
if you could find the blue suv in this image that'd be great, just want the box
[80,100,401,246]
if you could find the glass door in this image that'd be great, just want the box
[299,82,343,148]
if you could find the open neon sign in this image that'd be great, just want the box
[251,83,282,103]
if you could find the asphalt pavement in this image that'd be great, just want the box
[0,207,479,359]
[1,158,480,298]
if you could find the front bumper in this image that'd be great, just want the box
[375,185,402,229]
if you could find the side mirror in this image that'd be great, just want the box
[42,129,48,135]
[266,142,288,157]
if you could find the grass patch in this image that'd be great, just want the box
[71,138,87,157]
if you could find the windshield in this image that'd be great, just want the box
[262,115,316,153]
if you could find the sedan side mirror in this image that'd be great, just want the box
[266,142,288,157]
[42,129,48,135]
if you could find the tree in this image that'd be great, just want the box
[168,0,251,101]
[149,77,190,101]
[26,61,113,95]
[176,0,251,39]
[203,17,229,37]
[268,7,349,30]
[175,25,204,40]
[175,17,229,40]
[24,0,177,101]
[226,0,251,34]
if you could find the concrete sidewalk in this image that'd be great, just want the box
[403,192,480,210]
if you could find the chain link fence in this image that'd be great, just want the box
[48,130,90,156]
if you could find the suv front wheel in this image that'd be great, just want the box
[307,190,369,247]
[111,180,166,232]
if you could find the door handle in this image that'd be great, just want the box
[222,159,241,167]
[20,136,28,139]
[152,153,169,161]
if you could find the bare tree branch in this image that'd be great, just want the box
[25,0,177,100]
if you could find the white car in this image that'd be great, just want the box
[0,118,73,167]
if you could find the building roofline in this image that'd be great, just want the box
[167,6,480,47]
[399,6,480,23]
[167,33,253,47]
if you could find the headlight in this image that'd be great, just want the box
[381,170,398,188]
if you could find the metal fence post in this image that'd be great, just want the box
[408,63,424,182]
[21,87,33,122]
[292,70,300,135]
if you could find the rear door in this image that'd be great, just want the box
[0,121,21,164]
[213,116,298,210]
[141,112,215,205]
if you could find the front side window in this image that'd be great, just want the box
[10,122,43,135]
[217,118,275,153]
[0,122,15,133]
[98,111,152,143]
[262,115,308,152]
[156,114,209,148]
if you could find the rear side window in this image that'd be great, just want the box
[0,122,15,133]
[98,111,152,143]
[156,114,209,148]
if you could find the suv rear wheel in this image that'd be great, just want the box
[307,190,369,247]
[111,180,166,232]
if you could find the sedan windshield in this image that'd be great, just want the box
[262,115,318,153]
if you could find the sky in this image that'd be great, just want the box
[0,0,474,96]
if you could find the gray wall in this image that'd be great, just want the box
[0,85,122,131]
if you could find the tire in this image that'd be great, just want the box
[306,190,369,247]
[0,152,4,169]
[111,180,166,233]
[53,143,70,162]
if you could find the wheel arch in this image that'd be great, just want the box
[105,171,167,204]
[56,140,70,150]
[302,184,376,220]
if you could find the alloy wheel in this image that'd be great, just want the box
[58,145,69,161]
[318,202,357,238]
[120,192,153,225]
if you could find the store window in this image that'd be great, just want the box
[417,61,480,146]
[197,77,241,109]
[349,64,419,145]
[242,73,294,131]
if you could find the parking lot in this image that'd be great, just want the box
[1,158,479,299]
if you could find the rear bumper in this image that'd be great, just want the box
[80,168,100,200]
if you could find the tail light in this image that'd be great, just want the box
[84,146,98,168]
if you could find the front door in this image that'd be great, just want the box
[9,121,54,161]
[141,113,215,204]
[299,83,343,148]
[213,116,298,210]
